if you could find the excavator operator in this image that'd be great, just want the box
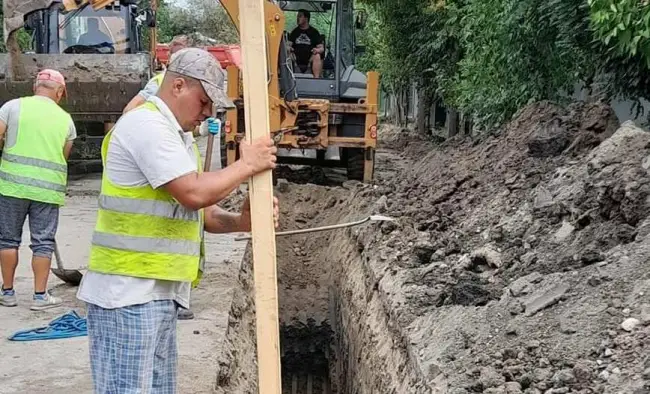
[288,9,324,78]
[76,18,114,53]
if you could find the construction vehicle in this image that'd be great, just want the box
[156,42,242,71]
[2,0,379,181]
[219,0,379,182]
[0,0,155,171]
[0,1,246,172]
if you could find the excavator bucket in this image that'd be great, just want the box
[0,53,151,122]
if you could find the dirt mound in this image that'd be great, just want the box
[217,100,649,394]
[273,165,346,187]
[355,101,650,393]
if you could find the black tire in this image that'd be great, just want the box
[344,148,365,181]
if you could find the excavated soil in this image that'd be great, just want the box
[216,100,650,394]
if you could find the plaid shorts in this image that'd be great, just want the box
[87,300,179,394]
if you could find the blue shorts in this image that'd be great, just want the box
[87,300,179,394]
[0,194,59,258]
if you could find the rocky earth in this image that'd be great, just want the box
[216,101,650,394]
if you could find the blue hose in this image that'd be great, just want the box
[8,310,87,341]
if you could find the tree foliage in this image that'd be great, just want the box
[359,0,650,130]
[454,0,596,126]
[588,0,650,66]
[158,0,237,44]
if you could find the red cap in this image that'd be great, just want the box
[36,69,66,87]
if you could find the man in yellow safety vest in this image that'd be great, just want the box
[76,48,279,393]
[0,69,76,311]
[122,34,222,321]
[122,35,191,113]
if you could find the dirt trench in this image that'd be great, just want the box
[214,100,650,394]
[214,155,427,393]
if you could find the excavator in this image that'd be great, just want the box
[220,0,379,182]
[2,0,379,182]
[1,0,155,172]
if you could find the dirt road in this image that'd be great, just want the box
[0,170,248,393]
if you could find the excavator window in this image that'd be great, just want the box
[57,6,128,54]
[283,2,337,79]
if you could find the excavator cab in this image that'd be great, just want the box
[23,1,146,55]
[223,0,379,182]
[281,2,337,81]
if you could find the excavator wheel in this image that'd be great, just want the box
[343,148,365,181]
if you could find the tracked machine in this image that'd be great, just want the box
[219,0,379,182]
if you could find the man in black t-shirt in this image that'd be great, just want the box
[288,9,324,78]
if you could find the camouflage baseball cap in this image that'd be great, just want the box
[166,47,235,110]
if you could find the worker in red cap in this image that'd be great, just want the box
[123,35,192,113]
[0,68,77,311]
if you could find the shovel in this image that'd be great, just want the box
[51,243,83,286]
[234,215,395,241]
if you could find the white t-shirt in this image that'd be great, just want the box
[137,73,222,171]
[0,96,77,145]
[137,74,162,100]
[76,96,198,309]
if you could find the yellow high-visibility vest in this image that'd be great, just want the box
[0,96,71,205]
[89,101,206,284]
[152,72,165,86]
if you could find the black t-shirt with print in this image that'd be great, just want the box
[289,26,323,66]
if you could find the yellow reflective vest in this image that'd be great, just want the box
[152,72,164,87]
[0,96,71,206]
[89,101,205,285]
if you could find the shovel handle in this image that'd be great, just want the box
[234,216,372,241]
[53,243,65,270]
[204,134,215,172]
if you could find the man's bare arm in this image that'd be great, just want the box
[163,136,276,211]
[123,95,146,114]
[63,141,74,160]
[204,196,279,234]
[163,161,254,211]
[204,205,245,234]
[0,120,6,150]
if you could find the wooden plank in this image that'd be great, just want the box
[237,1,282,393]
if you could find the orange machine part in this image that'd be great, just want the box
[155,44,242,70]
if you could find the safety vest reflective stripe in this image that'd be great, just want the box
[98,195,200,222]
[92,231,201,256]
[1,152,68,173]
[0,170,67,193]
